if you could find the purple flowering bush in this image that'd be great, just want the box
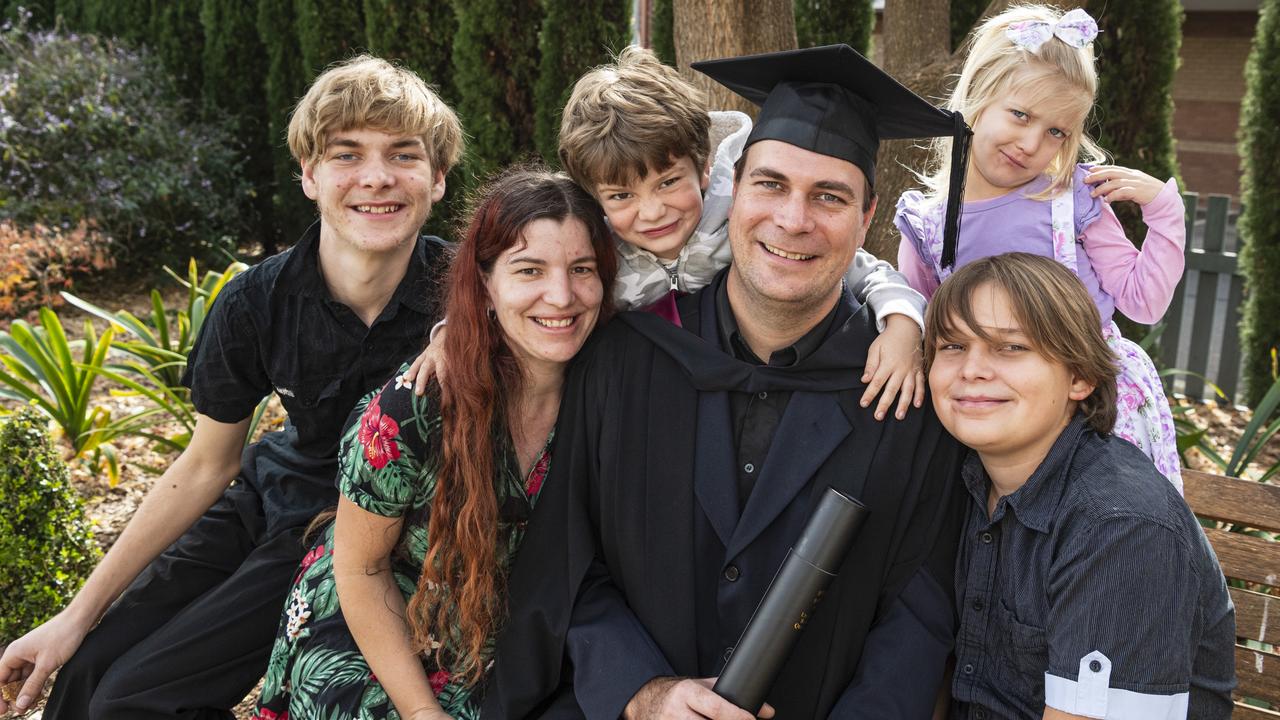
[0,18,251,271]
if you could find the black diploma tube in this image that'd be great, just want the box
[712,487,869,714]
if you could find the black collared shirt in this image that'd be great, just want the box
[714,278,843,510]
[181,222,449,532]
[952,415,1235,720]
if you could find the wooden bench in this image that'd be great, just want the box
[1184,468,1280,717]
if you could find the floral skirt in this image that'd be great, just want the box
[1107,324,1183,493]
[252,525,479,720]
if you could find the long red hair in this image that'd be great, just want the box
[408,166,616,683]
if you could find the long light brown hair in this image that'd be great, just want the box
[409,167,617,684]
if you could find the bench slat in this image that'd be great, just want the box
[1237,644,1280,705]
[1233,587,1280,646]
[1205,529,1280,588]
[1233,700,1280,719]
[1186,470,1280,535]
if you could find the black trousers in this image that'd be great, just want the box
[44,482,307,720]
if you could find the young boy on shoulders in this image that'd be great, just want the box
[925,252,1235,720]
[417,47,928,418]
[0,55,462,718]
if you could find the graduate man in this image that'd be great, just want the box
[485,46,973,719]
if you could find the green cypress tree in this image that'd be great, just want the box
[1086,0,1182,247]
[149,0,203,103]
[795,0,873,54]
[1239,0,1280,405]
[650,0,674,66]
[293,0,364,79]
[202,0,278,253]
[451,0,542,187]
[83,0,148,43]
[2,0,57,28]
[54,0,83,29]
[258,0,314,243]
[534,0,629,164]
[363,0,456,102]
[950,0,987,51]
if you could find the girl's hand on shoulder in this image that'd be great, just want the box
[861,314,925,421]
[1084,165,1166,206]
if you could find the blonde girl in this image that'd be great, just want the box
[895,5,1186,490]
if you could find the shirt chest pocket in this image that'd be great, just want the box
[275,374,343,410]
[996,600,1049,705]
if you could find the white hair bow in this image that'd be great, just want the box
[1005,8,1099,51]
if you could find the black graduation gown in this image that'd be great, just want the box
[483,279,966,719]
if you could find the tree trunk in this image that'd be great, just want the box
[882,0,950,76]
[673,0,797,116]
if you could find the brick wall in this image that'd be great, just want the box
[1173,11,1257,200]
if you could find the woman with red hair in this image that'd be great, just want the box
[253,167,617,720]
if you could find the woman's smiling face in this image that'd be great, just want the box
[484,217,604,376]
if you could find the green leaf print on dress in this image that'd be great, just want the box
[254,365,549,720]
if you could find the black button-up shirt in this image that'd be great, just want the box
[181,222,449,532]
[952,415,1235,719]
[714,279,842,510]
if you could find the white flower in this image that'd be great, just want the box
[284,587,312,640]
[394,373,412,391]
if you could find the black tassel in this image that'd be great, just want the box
[941,111,972,269]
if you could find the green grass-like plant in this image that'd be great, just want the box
[0,308,163,484]
[63,258,247,392]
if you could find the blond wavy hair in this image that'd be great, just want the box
[558,45,711,191]
[288,54,463,174]
[921,4,1107,202]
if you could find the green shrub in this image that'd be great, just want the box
[81,0,146,44]
[534,0,630,164]
[1240,0,1280,407]
[950,0,987,51]
[53,0,81,28]
[0,406,99,641]
[451,0,543,186]
[1086,0,1183,246]
[1,1,57,29]
[0,22,251,271]
[149,0,205,108]
[256,0,315,244]
[293,0,364,80]
[201,0,277,253]
[795,0,872,54]
[649,0,674,66]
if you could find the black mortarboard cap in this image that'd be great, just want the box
[693,44,972,268]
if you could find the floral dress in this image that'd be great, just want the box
[897,177,1183,491]
[252,364,551,720]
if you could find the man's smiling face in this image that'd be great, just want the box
[726,139,876,313]
[301,127,445,254]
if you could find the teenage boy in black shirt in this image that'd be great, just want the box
[0,55,462,719]
[926,254,1234,719]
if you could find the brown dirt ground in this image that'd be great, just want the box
[3,285,1280,718]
